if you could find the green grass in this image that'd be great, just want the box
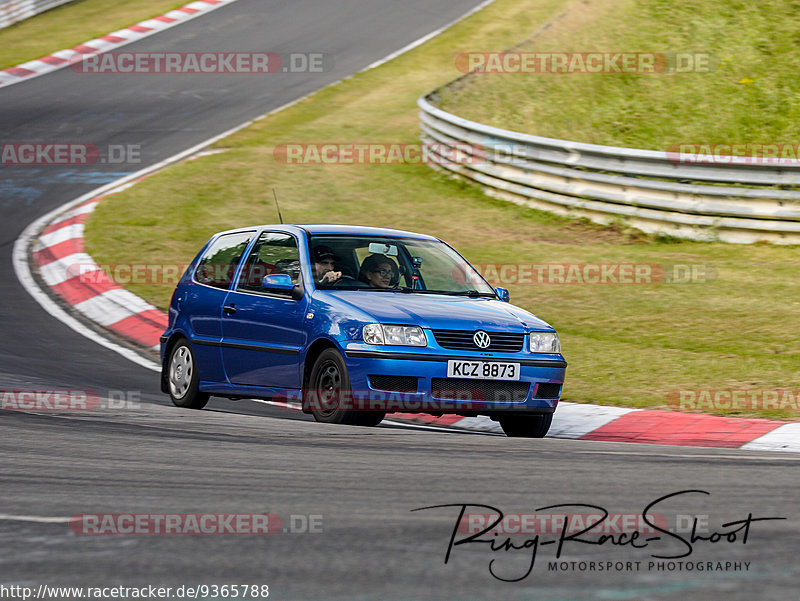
[0,0,188,70]
[84,0,800,420]
[437,0,800,152]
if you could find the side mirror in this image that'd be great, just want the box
[262,274,294,292]
[262,274,304,300]
[494,287,510,302]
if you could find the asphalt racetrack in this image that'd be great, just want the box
[1,1,798,599]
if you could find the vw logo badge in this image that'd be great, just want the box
[473,330,491,349]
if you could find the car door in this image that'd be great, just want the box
[184,231,255,381]
[220,231,308,389]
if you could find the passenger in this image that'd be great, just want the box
[312,246,342,286]
[358,254,398,288]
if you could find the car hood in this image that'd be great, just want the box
[322,291,554,332]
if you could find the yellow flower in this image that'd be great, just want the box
[738,77,754,84]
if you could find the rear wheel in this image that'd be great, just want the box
[499,413,552,438]
[167,341,209,409]
[308,349,384,426]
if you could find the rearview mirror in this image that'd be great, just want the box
[368,242,398,256]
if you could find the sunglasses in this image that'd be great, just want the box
[371,269,392,276]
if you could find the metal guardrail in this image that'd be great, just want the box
[418,92,800,243]
[0,0,73,29]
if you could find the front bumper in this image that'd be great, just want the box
[338,343,566,415]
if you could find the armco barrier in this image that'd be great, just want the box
[0,0,72,29]
[418,92,800,244]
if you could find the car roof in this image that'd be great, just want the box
[213,224,439,240]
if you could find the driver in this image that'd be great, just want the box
[312,246,342,286]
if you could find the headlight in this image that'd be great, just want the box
[363,324,427,346]
[529,332,560,353]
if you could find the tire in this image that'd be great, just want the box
[353,411,386,427]
[167,341,209,409]
[499,413,553,438]
[308,349,383,426]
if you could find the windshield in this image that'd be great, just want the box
[307,234,496,296]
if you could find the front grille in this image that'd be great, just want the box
[368,375,418,393]
[431,329,525,352]
[534,382,562,399]
[431,378,530,403]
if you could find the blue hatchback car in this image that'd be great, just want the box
[160,225,566,437]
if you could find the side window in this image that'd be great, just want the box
[237,232,300,293]
[194,232,254,289]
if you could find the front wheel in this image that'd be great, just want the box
[353,411,386,427]
[499,413,552,438]
[308,349,384,426]
[167,341,209,409]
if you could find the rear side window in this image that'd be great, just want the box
[194,232,254,289]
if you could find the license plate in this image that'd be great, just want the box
[447,360,520,380]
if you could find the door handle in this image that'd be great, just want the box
[223,305,237,315]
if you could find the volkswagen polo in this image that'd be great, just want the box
[160,225,566,437]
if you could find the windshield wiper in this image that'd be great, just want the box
[360,287,448,294]
[335,287,494,296]
[389,288,496,297]
[339,286,423,292]
[386,287,441,293]
[436,290,497,297]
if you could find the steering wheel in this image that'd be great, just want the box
[333,276,369,288]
